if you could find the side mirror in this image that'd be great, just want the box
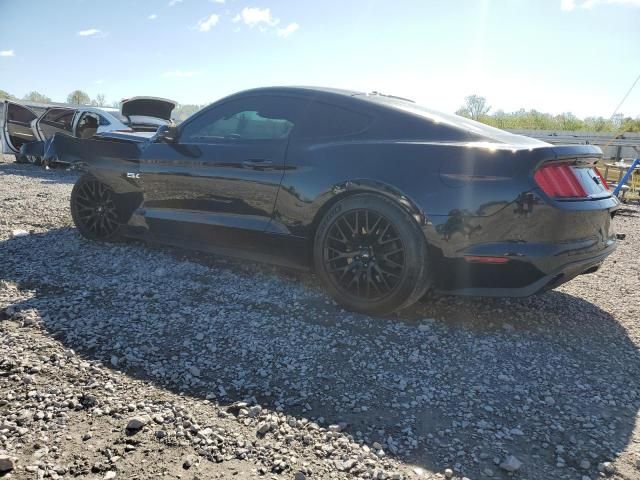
[155,124,178,143]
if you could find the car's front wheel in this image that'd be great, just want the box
[70,175,123,242]
[314,193,431,315]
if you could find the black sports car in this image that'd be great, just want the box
[49,87,618,314]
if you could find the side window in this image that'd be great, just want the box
[297,102,371,138]
[7,103,37,124]
[76,113,100,139]
[98,115,110,126]
[180,96,303,143]
[42,108,76,132]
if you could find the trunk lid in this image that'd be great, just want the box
[120,97,176,121]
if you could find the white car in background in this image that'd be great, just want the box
[1,97,176,164]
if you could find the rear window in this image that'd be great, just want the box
[362,95,506,133]
[109,112,129,124]
[297,102,371,138]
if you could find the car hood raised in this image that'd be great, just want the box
[121,97,176,121]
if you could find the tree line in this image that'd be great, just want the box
[456,94,640,133]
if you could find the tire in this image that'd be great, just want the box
[314,193,432,315]
[70,174,124,242]
[14,154,28,164]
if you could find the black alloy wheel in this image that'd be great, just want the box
[323,209,406,300]
[70,175,122,241]
[314,194,431,314]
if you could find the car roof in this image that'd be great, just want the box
[227,86,545,148]
[234,86,363,98]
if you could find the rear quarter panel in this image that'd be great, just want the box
[275,140,535,238]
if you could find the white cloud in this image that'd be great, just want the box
[163,70,198,78]
[211,0,225,3]
[561,0,640,9]
[148,13,158,20]
[238,7,279,27]
[197,14,220,32]
[0,50,15,57]
[277,22,299,38]
[168,0,183,6]
[77,28,102,37]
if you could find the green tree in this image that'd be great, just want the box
[456,94,639,132]
[0,89,16,100]
[620,117,640,133]
[555,112,584,131]
[66,90,91,105]
[23,91,52,103]
[456,94,491,120]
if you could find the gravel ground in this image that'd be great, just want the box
[1,153,640,480]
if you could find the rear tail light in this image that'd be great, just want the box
[594,167,610,191]
[534,164,587,198]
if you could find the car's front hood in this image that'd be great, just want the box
[121,97,176,121]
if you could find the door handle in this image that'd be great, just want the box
[242,159,273,170]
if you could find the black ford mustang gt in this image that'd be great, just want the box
[49,87,618,314]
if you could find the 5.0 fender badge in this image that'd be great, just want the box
[126,172,141,179]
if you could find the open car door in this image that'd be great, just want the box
[34,107,77,141]
[1,101,38,156]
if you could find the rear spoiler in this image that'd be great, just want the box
[549,144,602,164]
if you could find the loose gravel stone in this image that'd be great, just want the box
[500,455,522,472]
[126,415,151,431]
[0,455,15,473]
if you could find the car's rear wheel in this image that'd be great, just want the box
[314,194,431,315]
[70,175,123,242]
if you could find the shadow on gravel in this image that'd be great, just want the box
[0,159,77,185]
[2,228,639,479]
[615,207,640,218]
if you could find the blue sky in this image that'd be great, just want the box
[0,0,638,118]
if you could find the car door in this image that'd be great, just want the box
[139,94,306,249]
[1,101,38,154]
[34,107,77,141]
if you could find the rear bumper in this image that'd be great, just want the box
[436,240,615,297]
[429,194,618,297]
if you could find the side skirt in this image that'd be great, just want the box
[124,228,312,272]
